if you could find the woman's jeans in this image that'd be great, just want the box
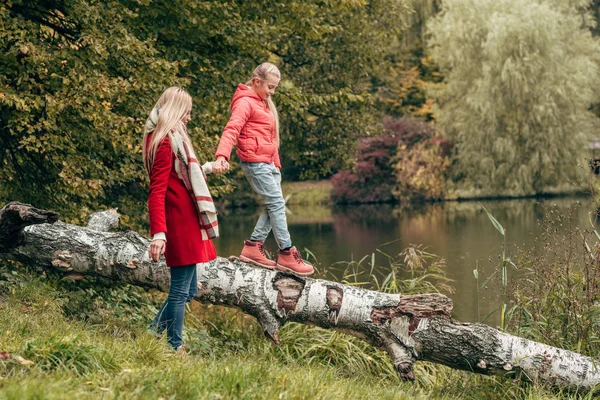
[241,161,292,250]
[149,264,198,349]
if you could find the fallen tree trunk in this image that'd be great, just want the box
[0,201,599,394]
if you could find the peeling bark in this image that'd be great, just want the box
[87,209,120,232]
[1,201,600,394]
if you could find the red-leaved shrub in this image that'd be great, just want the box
[331,118,444,204]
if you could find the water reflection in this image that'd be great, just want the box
[215,197,593,324]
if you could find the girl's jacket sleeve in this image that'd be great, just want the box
[215,98,252,161]
[148,137,172,235]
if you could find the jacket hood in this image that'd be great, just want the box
[231,84,263,106]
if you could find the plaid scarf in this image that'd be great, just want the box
[146,108,219,240]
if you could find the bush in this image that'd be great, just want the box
[393,137,449,203]
[331,118,447,204]
[331,132,400,204]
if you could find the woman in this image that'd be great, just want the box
[213,63,313,276]
[144,87,218,350]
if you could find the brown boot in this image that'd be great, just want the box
[276,247,314,276]
[240,240,276,269]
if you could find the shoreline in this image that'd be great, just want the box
[279,179,592,208]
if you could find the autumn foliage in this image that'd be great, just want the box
[331,118,449,204]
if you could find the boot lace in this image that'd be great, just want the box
[258,243,271,258]
[292,248,303,263]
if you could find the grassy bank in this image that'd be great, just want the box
[0,255,594,399]
[281,180,333,206]
[0,266,425,399]
[244,178,590,211]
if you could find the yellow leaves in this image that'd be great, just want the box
[15,355,35,366]
[415,99,436,121]
[88,181,100,190]
[394,139,449,201]
[305,114,318,124]
[0,352,34,366]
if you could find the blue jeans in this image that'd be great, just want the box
[149,264,198,349]
[241,161,292,249]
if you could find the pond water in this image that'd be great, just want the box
[214,197,596,325]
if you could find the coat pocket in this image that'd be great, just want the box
[237,136,257,154]
[256,142,276,157]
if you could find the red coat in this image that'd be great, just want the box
[215,84,281,168]
[147,135,217,267]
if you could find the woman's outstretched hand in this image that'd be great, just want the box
[213,156,230,174]
[149,239,166,262]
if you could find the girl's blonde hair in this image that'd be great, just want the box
[143,87,193,174]
[247,63,281,147]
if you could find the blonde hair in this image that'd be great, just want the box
[246,63,281,147]
[143,87,193,174]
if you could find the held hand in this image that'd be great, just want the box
[149,239,166,262]
[213,156,230,174]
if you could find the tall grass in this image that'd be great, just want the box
[479,203,516,331]
[328,243,454,295]
[504,203,600,356]
[477,200,600,357]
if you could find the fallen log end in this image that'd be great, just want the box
[0,202,59,226]
[0,202,59,251]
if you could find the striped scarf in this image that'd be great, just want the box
[146,108,219,240]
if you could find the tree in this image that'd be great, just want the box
[0,1,184,223]
[141,0,408,180]
[375,0,443,121]
[0,0,409,224]
[428,0,600,196]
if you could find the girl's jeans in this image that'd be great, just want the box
[240,161,292,250]
[149,264,198,349]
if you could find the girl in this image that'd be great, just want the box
[143,87,218,351]
[213,63,313,276]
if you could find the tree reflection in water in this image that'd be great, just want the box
[216,197,593,323]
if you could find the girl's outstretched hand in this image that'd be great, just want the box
[149,239,166,262]
[213,156,230,174]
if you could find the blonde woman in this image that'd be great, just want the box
[143,87,218,350]
[214,63,313,276]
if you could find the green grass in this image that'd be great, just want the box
[282,180,332,206]
[0,263,593,399]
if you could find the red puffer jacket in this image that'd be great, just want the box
[215,84,281,168]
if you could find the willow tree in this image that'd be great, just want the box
[428,0,600,196]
